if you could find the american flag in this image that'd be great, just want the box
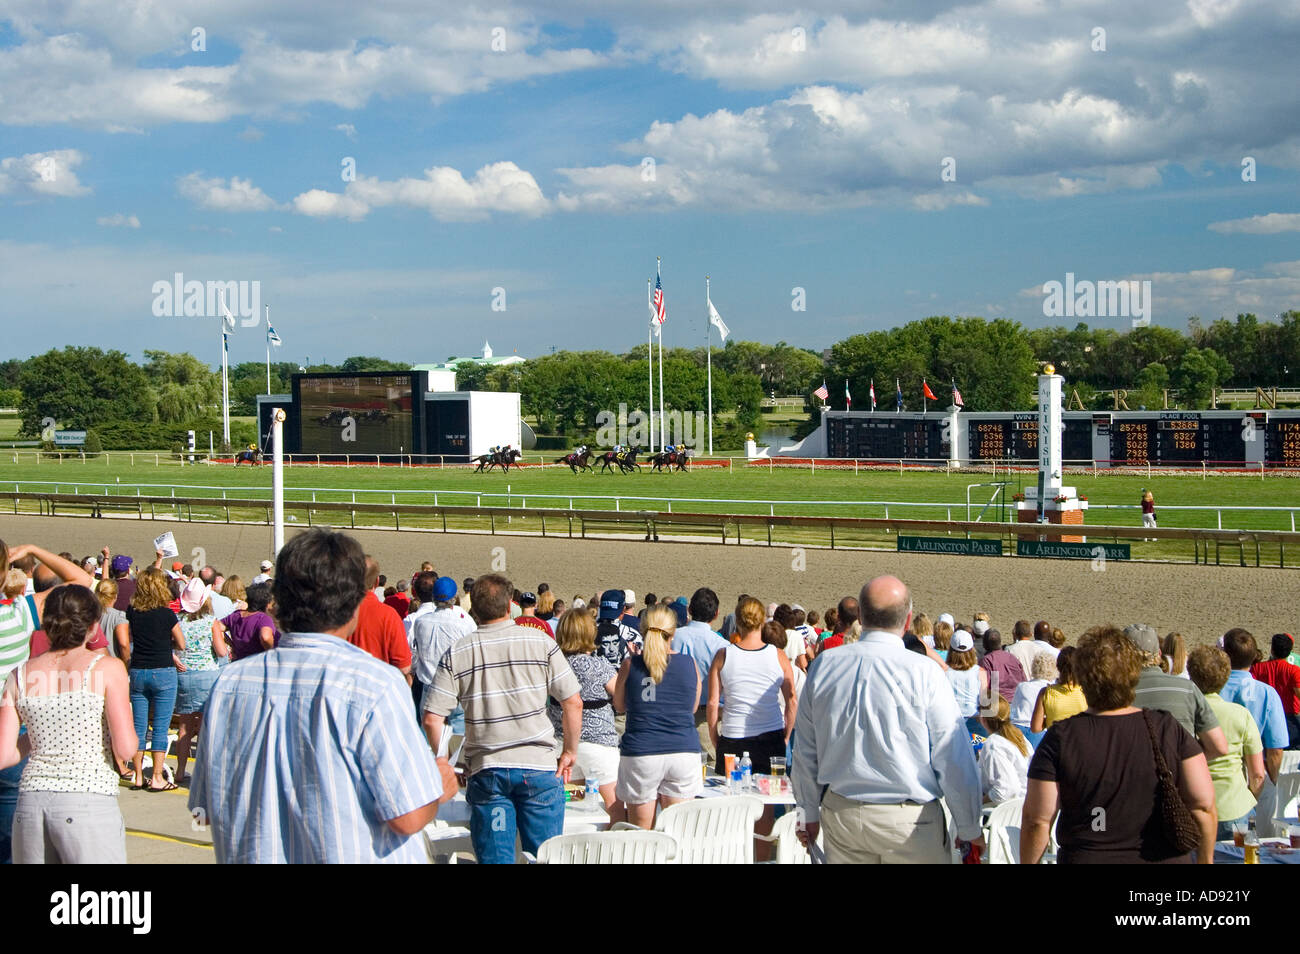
[652,260,666,326]
[952,380,964,408]
[813,382,829,402]
[869,379,877,411]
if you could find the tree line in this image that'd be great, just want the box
[5,311,1297,449]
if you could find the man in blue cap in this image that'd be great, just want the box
[406,574,475,741]
[596,588,641,668]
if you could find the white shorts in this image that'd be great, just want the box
[575,741,620,789]
[616,752,703,805]
[1142,513,1157,528]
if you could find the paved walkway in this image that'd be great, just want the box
[119,756,213,864]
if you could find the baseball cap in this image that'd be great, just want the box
[623,589,635,606]
[260,559,274,571]
[171,561,185,572]
[110,555,132,574]
[669,601,688,627]
[519,591,537,606]
[432,576,457,601]
[937,613,956,628]
[972,619,990,636]
[951,631,974,653]
[179,578,210,614]
[572,598,586,610]
[1123,623,1160,656]
[600,589,625,620]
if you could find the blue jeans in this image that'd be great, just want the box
[0,728,27,864]
[130,668,178,752]
[466,767,565,864]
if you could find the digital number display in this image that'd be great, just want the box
[1268,420,1300,467]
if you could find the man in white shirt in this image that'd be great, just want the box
[406,574,475,748]
[793,575,984,864]
[251,559,273,585]
[1007,619,1047,673]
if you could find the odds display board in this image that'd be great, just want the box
[1269,418,1300,467]
[821,409,1300,467]
[826,414,947,459]
[1105,413,1247,466]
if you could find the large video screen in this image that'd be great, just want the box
[297,375,415,455]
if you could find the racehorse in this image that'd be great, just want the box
[555,449,592,474]
[475,448,522,473]
[234,448,263,466]
[650,449,690,472]
[596,446,642,474]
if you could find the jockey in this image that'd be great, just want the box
[665,443,676,455]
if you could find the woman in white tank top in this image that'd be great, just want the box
[0,585,138,864]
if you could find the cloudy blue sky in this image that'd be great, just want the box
[2,0,1299,367]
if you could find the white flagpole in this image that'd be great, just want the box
[657,257,665,449]
[706,275,713,456]
[219,291,231,449]
[647,278,655,453]
[265,305,271,395]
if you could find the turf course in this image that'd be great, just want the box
[3,454,1297,532]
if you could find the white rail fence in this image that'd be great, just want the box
[7,480,1299,532]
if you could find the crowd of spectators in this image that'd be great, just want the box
[1,530,1298,865]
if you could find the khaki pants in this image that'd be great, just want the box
[820,791,951,864]
[694,708,716,763]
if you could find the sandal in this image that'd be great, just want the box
[147,780,179,792]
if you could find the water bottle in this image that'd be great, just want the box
[740,752,753,791]
[584,775,600,806]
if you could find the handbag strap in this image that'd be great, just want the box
[1140,709,1175,782]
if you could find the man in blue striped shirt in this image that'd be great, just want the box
[189,529,445,863]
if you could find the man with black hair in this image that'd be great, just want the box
[674,587,729,761]
[979,630,1026,703]
[1252,634,1300,749]
[188,528,446,863]
[817,596,859,652]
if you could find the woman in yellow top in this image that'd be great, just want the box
[1031,646,1087,732]
[1185,646,1265,840]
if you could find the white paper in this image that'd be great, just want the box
[153,531,179,558]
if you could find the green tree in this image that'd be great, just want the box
[1173,347,1232,408]
[1131,362,1171,410]
[339,356,410,373]
[18,347,153,435]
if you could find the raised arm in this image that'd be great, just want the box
[6,544,93,612]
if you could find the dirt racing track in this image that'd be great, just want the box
[4,514,1292,648]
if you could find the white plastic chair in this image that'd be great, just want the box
[984,797,1025,864]
[1275,771,1300,825]
[754,809,820,864]
[422,820,473,864]
[1281,751,1300,775]
[535,830,678,864]
[615,795,763,863]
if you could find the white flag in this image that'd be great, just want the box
[220,293,236,335]
[708,297,729,341]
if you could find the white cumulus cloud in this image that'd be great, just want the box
[96,213,140,228]
[292,161,549,222]
[0,149,90,197]
[177,172,281,212]
[1208,213,1300,235]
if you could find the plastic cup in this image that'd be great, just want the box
[1290,824,1300,849]
[770,756,786,778]
[723,753,736,777]
[1232,820,1247,847]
